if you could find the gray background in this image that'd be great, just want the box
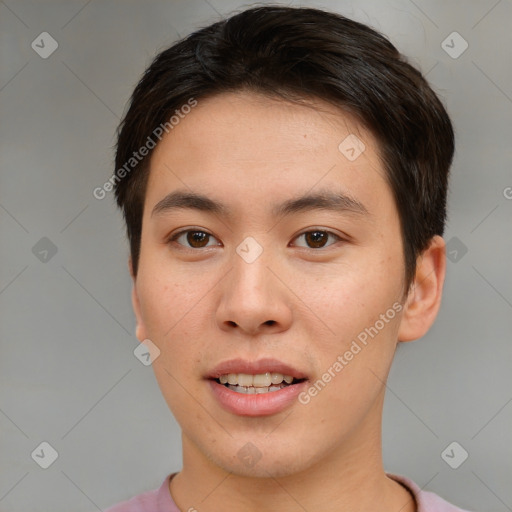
[1,0,511,511]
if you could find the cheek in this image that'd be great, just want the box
[289,254,404,415]
[136,263,216,374]
[293,251,404,343]
[138,255,208,326]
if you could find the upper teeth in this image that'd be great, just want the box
[219,372,294,387]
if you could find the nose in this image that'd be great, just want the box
[215,246,293,336]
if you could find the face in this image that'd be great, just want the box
[132,91,411,477]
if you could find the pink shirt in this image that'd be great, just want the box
[103,473,472,511]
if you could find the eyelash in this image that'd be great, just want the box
[166,228,343,250]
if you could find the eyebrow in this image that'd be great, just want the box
[273,189,369,218]
[151,188,369,219]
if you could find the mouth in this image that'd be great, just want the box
[215,372,306,394]
[207,358,309,416]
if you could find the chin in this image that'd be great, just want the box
[202,434,328,479]
[219,454,313,479]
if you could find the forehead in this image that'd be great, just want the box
[152,91,375,158]
[145,91,388,214]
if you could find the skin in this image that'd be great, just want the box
[130,91,446,512]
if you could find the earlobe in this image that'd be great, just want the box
[397,236,446,342]
[129,259,148,342]
[131,286,147,341]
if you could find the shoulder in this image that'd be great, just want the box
[103,473,177,512]
[388,474,473,512]
[103,487,160,512]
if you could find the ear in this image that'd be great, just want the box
[398,235,446,342]
[129,258,148,342]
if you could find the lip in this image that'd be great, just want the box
[207,358,309,417]
[209,379,308,416]
[207,358,307,380]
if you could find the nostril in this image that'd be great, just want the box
[264,320,276,326]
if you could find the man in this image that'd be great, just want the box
[106,6,470,511]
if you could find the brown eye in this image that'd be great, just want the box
[294,230,340,249]
[187,231,209,248]
[305,231,328,248]
[170,230,219,249]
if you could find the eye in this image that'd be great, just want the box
[292,229,341,249]
[168,229,221,249]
